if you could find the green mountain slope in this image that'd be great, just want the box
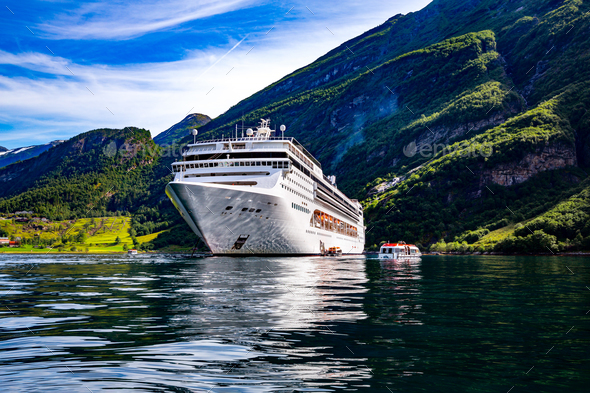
[0,128,153,218]
[153,113,211,146]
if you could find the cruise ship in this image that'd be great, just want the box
[165,119,365,255]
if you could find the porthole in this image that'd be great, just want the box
[225,206,233,210]
[249,208,255,212]
[255,209,261,213]
[241,208,248,212]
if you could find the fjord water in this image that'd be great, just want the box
[0,255,588,392]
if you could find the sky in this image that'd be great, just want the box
[0,0,432,149]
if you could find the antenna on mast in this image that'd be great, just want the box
[190,129,198,144]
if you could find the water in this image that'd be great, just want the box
[0,254,588,392]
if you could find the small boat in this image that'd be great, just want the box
[128,249,138,255]
[378,241,421,260]
[325,246,342,256]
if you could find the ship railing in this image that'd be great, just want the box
[188,137,295,145]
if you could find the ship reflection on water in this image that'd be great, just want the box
[377,257,424,326]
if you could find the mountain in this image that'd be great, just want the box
[0,140,65,169]
[153,113,211,146]
[0,126,198,248]
[0,127,160,217]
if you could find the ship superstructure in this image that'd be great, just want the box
[165,119,364,255]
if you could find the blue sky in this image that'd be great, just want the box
[0,0,431,149]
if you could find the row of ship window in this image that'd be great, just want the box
[281,184,312,203]
[311,210,359,238]
[225,206,262,213]
[288,176,312,195]
[292,202,310,214]
[173,161,289,172]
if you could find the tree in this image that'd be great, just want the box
[115,236,121,244]
[77,231,87,243]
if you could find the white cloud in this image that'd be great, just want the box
[37,0,259,40]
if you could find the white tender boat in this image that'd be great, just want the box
[378,242,421,260]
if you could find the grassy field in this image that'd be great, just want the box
[0,216,142,254]
[475,224,517,248]
[86,217,133,245]
[135,229,169,244]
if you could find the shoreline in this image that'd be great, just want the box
[2,250,590,257]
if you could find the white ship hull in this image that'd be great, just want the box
[166,180,364,255]
[166,120,364,255]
